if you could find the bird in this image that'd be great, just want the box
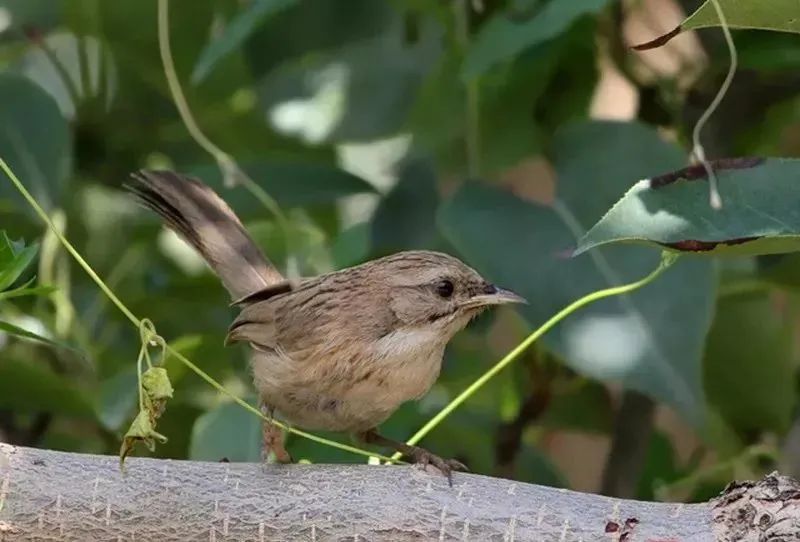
[126,169,525,483]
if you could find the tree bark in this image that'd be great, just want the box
[0,443,797,541]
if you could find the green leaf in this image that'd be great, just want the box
[462,0,610,78]
[255,30,441,143]
[120,410,167,461]
[243,0,395,77]
[189,401,262,462]
[0,358,93,417]
[0,280,56,301]
[0,232,38,291]
[119,367,174,465]
[0,75,71,211]
[0,0,62,36]
[189,161,375,212]
[97,368,139,431]
[576,158,800,257]
[370,158,440,255]
[633,0,800,50]
[704,294,795,433]
[439,121,716,424]
[191,0,298,84]
[0,320,81,354]
[331,223,369,268]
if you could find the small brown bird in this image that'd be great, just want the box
[127,170,524,482]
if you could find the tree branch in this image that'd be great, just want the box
[1,444,797,540]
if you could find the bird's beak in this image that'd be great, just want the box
[461,284,527,309]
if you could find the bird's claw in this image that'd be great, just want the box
[409,448,468,486]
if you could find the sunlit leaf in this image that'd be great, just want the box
[576,158,800,256]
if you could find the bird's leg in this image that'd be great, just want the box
[260,403,292,463]
[358,428,467,486]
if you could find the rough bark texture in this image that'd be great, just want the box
[0,443,795,541]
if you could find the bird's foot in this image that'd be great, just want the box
[261,406,292,464]
[407,447,468,486]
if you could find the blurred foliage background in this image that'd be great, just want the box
[2,0,800,502]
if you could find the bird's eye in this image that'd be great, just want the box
[436,279,454,298]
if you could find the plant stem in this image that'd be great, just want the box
[394,251,679,459]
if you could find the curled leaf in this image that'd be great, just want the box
[119,367,174,468]
[142,366,174,418]
[119,410,168,466]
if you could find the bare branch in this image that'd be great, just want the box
[1,443,796,541]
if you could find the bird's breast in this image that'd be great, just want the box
[250,326,447,432]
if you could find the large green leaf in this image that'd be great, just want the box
[370,157,441,256]
[704,294,795,433]
[634,0,800,50]
[96,368,139,431]
[255,28,441,143]
[0,358,93,417]
[191,0,298,84]
[0,75,71,210]
[439,122,716,423]
[189,161,375,213]
[576,158,800,256]
[189,401,262,462]
[462,0,610,77]
[243,0,395,78]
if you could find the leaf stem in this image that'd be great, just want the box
[691,0,737,210]
[394,251,680,458]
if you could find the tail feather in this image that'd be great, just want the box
[126,170,283,300]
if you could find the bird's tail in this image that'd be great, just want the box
[126,170,283,300]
